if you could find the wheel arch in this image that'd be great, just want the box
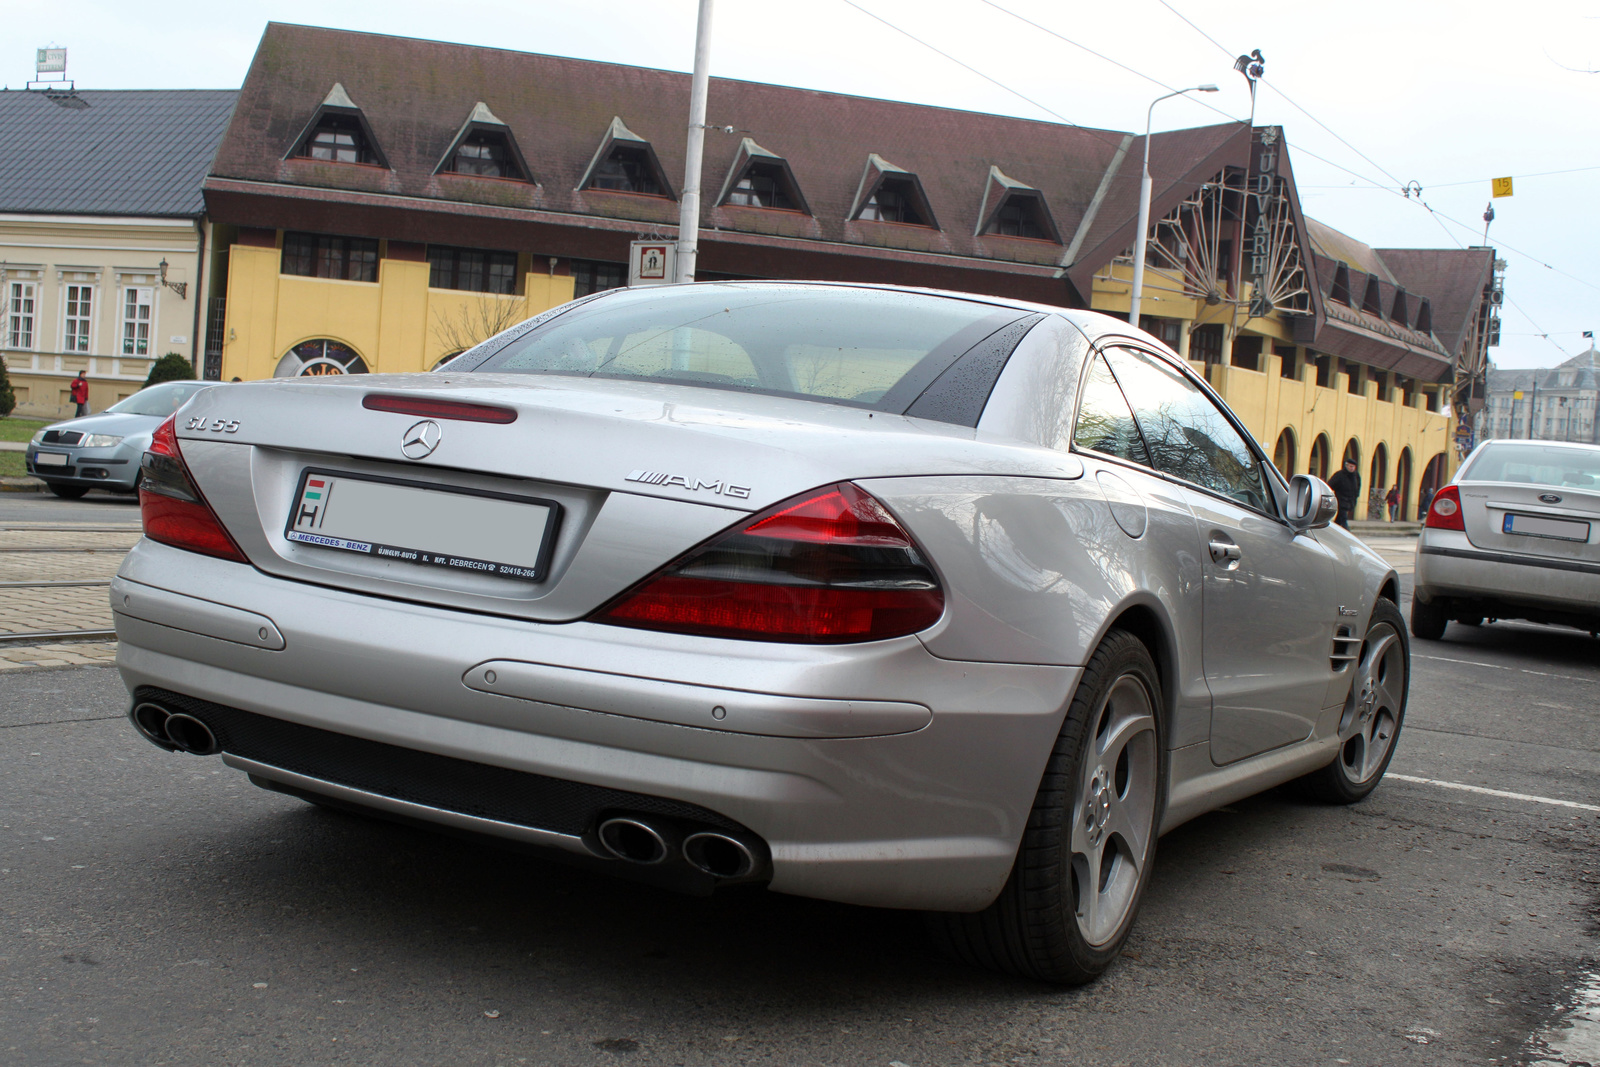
[1098,599,1179,746]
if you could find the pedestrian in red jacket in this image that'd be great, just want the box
[70,371,89,418]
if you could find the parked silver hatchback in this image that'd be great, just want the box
[1412,439,1600,639]
[113,283,1405,983]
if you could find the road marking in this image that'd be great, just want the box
[1415,653,1595,684]
[1388,773,1600,813]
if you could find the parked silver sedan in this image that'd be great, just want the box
[1412,438,1600,639]
[113,283,1405,983]
[26,381,215,498]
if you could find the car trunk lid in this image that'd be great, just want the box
[171,373,1081,621]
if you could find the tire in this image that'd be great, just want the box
[927,629,1165,984]
[46,483,89,500]
[1410,597,1447,640]
[1297,598,1409,805]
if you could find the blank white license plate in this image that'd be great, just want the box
[285,470,560,581]
[34,452,68,467]
[1502,512,1590,542]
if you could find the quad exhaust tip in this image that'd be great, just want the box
[597,817,670,865]
[682,831,757,880]
[129,702,220,756]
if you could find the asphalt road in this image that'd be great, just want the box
[1,509,1596,1066]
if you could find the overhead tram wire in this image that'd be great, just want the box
[975,0,1248,127]
[1153,0,1600,295]
[836,0,1228,184]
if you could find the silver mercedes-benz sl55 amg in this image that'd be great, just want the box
[112,282,1407,983]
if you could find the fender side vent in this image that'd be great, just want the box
[1330,626,1359,672]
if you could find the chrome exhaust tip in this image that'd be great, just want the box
[130,701,178,751]
[160,712,220,756]
[682,831,758,880]
[597,817,669,865]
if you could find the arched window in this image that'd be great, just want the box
[1272,428,1296,475]
[1308,433,1331,480]
[1341,437,1361,471]
[274,339,369,378]
[1396,447,1413,520]
[1418,452,1448,518]
[1368,443,1389,519]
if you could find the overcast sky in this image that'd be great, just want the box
[10,0,1597,369]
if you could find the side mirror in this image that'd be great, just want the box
[1287,474,1338,531]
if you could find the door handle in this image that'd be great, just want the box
[1208,538,1242,565]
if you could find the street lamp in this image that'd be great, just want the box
[1128,84,1218,327]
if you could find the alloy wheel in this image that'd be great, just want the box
[1338,621,1406,784]
[1070,674,1158,947]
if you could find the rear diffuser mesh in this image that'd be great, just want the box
[132,686,745,836]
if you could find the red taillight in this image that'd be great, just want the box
[593,482,944,643]
[362,394,517,424]
[138,416,249,563]
[1424,485,1465,531]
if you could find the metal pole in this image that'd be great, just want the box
[1128,136,1154,325]
[675,0,714,284]
[1129,85,1215,325]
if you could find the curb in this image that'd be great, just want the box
[0,477,46,493]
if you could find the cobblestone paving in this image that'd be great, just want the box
[0,640,118,669]
[0,584,115,634]
[0,524,130,647]
[0,528,141,550]
[0,551,124,582]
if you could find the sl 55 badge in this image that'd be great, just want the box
[185,416,240,433]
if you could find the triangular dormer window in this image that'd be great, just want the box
[1415,298,1432,334]
[1330,264,1352,305]
[578,117,675,198]
[717,139,809,213]
[976,166,1060,242]
[437,102,531,182]
[1362,276,1383,316]
[1391,288,1411,328]
[851,154,937,228]
[289,83,388,167]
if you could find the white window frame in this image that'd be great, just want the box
[120,285,155,357]
[62,283,96,354]
[7,281,37,350]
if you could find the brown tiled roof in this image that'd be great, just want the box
[211,22,1180,272]
[1375,247,1494,360]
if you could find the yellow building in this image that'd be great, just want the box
[201,26,1496,519]
[218,231,573,379]
[0,89,237,419]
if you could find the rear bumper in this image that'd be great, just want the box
[112,538,1081,911]
[1414,529,1600,622]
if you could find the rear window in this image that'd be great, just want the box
[469,284,1020,412]
[1460,443,1600,488]
[106,381,211,417]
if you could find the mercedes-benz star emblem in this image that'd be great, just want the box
[400,420,442,460]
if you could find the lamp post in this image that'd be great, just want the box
[1128,85,1218,327]
[675,0,714,283]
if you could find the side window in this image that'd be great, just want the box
[1103,346,1270,512]
[1072,354,1151,466]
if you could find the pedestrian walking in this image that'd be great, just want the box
[1385,484,1400,522]
[70,371,89,418]
[1328,458,1361,529]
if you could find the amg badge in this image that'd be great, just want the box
[627,469,751,499]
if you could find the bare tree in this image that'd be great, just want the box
[431,295,527,365]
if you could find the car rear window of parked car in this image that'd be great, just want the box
[105,382,211,417]
[469,284,1020,413]
[1461,443,1600,487]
